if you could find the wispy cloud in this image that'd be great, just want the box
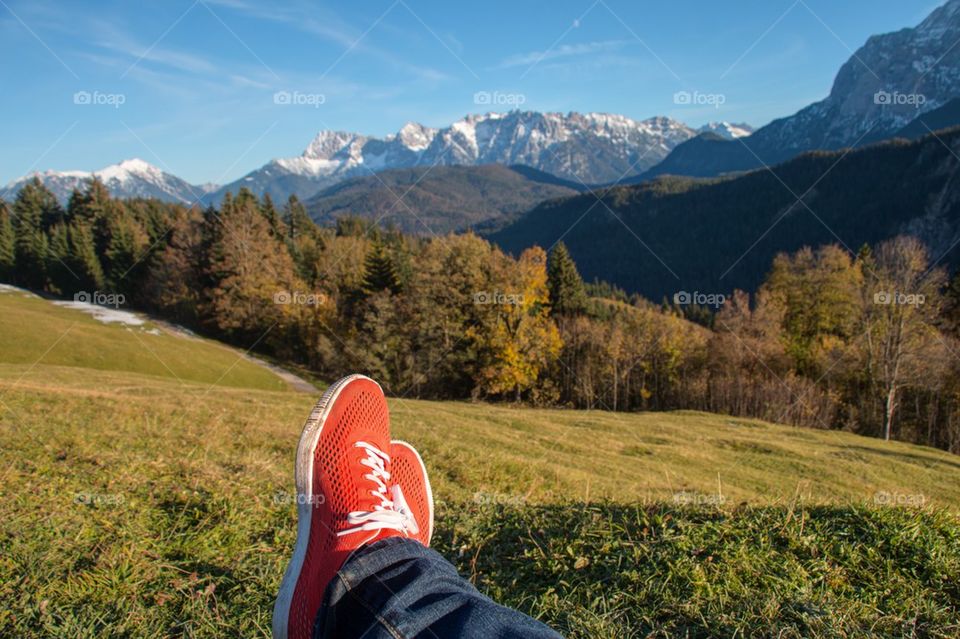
[499,39,630,68]
[89,18,217,75]
[203,0,357,48]
[204,0,453,83]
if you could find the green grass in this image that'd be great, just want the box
[1,293,959,637]
[0,288,288,391]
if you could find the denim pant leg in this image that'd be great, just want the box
[314,536,564,639]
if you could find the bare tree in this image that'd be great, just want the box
[862,237,946,441]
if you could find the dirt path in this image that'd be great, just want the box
[243,354,318,393]
[151,319,318,393]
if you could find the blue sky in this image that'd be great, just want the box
[0,0,944,185]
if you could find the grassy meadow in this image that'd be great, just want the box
[1,290,958,637]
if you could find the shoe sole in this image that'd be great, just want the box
[272,374,381,639]
[392,439,435,545]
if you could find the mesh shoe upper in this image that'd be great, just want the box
[284,377,399,639]
[390,440,434,547]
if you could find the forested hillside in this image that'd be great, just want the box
[491,127,960,301]
[305,164,579,234]
[2,178,960,453]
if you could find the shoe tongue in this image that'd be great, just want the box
[355,443,392,511]
[390,484,419,535]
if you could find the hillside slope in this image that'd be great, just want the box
[0,286,289,391]
[305,164,580,234]
[490,127,960,300]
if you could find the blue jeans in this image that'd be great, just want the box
[314,536,564,638]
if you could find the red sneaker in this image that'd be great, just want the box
[272,375,419,639]
[389,440,434,546]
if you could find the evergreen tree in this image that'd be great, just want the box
[261,193,286,238]
[104,211,149,293]
[283,195,324,285]
[69,178,126,260]
[68,178,111,225]
[547,242,587,316]
[69,223,106,294]
[0,201,15,280]
[45,221,105,295]
[232,187,260,214]
[337,215,372,238]
[12,178,57,289]
[361,242,400,294]
[45,224,73,293]
[283,195,314,240]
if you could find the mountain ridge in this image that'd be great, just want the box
[208,110,700,203]
[638,0,960,180]
[489,125,960,301]
[304,163,581,235]
[2,158,214,204]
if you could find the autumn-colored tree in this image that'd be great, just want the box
[203,189,304,346]
[398,233,492,397]
[763,245,862,376]
[144,207,204,324]
[471,246,561,400]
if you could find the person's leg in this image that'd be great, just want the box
[315,536,563,639]
[273,374,563,639]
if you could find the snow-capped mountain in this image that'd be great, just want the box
[212,111,699,202]
[3,159,213,204]
[697,122,754,140]
[645,0,960,178]
[758,0,960,151]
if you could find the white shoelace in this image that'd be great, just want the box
[337,441,419,537]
